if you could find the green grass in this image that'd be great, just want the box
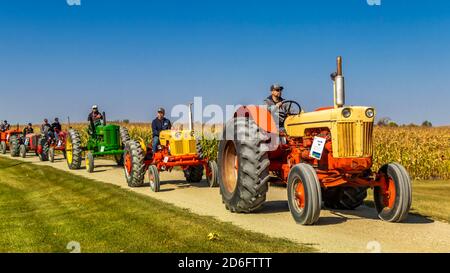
[0,157,314,253]
[365,180,450,223]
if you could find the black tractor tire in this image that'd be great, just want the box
[287,163,322,225]
[9,135,20,157]
[196,139,204,159]
[323,187,368,210]
[120,127,131,144]
[123,140,146,187]
[19,144,27,158]
[218,117,271,213]
[0,141,6,154]
[49,147,55,163]
[374,163,412,222]
[66,129,83,170]
[184,165,204,183]
[148,165,160,192]
[38,138,49,162]
[86,152,95,173]
[206,161,219,187]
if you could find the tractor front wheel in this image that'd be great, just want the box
[0,141,6,154]
[206,161,219,187]
[19,144,27,158]
[148,165,160,192]
[9,135,20,157]
[374,163,412,222]
[86,152,95,173]
[66,129,83,169]
[38,138,49,162]
[287,163,322,225]
[49,147,55,163]
[123,140,146,187]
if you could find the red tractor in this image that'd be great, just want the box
[47,130,67,162]
[0,127,22,155]
[217,57,412,225]
[11,133,43,158]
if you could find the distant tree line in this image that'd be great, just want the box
[376,117,433,127]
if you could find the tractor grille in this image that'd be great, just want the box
[336,122,373,157]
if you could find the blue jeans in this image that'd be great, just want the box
[152,136,160,152]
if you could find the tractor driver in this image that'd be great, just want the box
[151,107,172,152]
[52,118,62,141]
[41,119,54,139]
[264,84,288,128]
[1,120,10,132]
[88,105,104,127]
[23,123,34,136]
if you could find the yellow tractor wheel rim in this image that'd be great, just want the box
[85,155,90,169]
[66,137,73,165]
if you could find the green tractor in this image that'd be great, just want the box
[65,112,130,173]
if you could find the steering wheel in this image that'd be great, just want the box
[279,100,302,119]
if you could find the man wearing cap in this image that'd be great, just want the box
[41,119,53,136]
[52,118,62,142]
[151,107,172,152]
[88,105,103,127]
[0,120,10,132]
[264,84,288,128]
[23,123,34,137]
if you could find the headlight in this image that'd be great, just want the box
[342,108,352,118]
[365,108,375,118]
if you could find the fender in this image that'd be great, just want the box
[234,105,278,134]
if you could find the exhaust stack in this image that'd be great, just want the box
[188,103,194,131]
[333,56,345,108]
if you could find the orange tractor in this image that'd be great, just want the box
[217,57,412,225]
[123,104,218,192]
[0,126,22,155]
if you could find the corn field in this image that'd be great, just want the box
[49,123,450,180]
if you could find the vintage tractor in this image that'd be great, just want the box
[48,130,68,162]
[65,112,129,173]
[11,133,45,159]
[0,126,22,155]
[218,57,412,225]
[123,104,218,192]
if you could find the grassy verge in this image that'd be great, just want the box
[365,180,450,223]
[0,157,314,253]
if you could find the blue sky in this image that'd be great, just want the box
[0,0,449,125]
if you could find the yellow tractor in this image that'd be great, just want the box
[218,56,412,225]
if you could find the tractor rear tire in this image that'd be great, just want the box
[148,165,160,192]
[20,144,27,158]
[0,141,6,154]
[123,140,146,187]
[374,163,412,222]
[38,138,49,162]
[114,154,124,166]
[184,165,204,183]
[323,187,368,210]
[120,127,130,144]
[86,152,95,173]
[206,161,219,187]
[66,129,83,170]
[9,135,20,157]
[287,163,322,225]
[218,117,271,213]
[49,147,55,163]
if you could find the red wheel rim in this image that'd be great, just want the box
[294,179,305,209]
[124,152,132,175]
[381,176,396,209]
